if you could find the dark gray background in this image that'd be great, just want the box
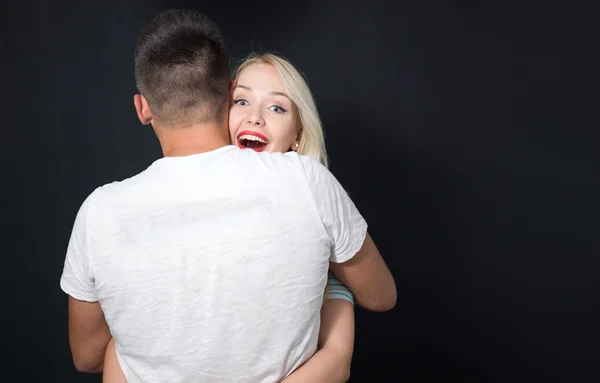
[5,1,599,381]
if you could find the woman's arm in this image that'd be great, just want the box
[102,337,128,383]
[280,278,355,383]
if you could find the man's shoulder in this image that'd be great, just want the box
[84,165,154,207]
[280,152,330,182]
[94,170,146,195]
[232,149,301,172]
[237,149,324,172]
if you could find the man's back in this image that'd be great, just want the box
[62,146,329,382]
[61,145,368,382]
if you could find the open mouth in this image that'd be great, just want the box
[237,131,269,152]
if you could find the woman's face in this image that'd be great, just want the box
[229,63,300,153]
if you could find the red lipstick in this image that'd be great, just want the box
[236,130,269,152]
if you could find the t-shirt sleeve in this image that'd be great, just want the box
[299,156,368,263]
[60,192,98,302]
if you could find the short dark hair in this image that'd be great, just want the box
[134,9,230,127]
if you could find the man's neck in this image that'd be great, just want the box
[157,122,231,158]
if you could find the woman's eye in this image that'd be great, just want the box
[234,99,248,106]
[269,105,287,113]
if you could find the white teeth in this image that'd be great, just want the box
[238,134,268,144]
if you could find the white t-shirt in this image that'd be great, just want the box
[60,145,367,383]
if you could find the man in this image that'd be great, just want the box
[60,8,396,382]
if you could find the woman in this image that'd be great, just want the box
[103,53,356,382]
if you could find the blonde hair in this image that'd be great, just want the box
[232,53,329,167]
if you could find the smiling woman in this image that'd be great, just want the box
[230,63,300,153]
[229,53,329,166]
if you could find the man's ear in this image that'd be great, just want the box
[134,94,153,125]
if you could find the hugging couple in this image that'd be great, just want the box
[60,8,396,383]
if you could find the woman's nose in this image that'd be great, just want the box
[247,109,265,126]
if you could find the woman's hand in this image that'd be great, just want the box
[102,337,128,383]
